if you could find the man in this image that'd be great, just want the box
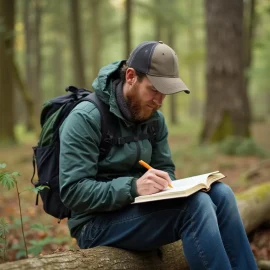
[59,41,257,269]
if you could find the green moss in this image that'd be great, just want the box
[236,183,270,201]
[211,111,234,142]
[210,111,250,143]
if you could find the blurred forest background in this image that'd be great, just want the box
[0,0,270,265]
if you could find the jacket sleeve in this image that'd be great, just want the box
[59,102,135,214]
[150,111,176,180]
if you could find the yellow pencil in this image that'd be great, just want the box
[138,160,173,188]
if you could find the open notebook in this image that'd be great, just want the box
[133,171,226,204]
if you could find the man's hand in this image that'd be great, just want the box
[136,169,172,196]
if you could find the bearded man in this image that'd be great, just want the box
[59,41,257,270]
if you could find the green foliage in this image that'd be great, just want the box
[0,163,6,169]
[1,162,48,194]
[0,163,29,258]
[31,223,53,232]
[172,143,218,176]
[22,185,50,194]
[0,218,9,238]
[218,137,242,155]
[219,136,268,157]
[249,1,270,118]
[0,218,9,262]
[14,124,37,144]
[10,222,70,259]
[8,217,29,231]
[0,163,20,190]
[0,164,59,261]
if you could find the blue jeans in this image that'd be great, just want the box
[77,182,257,270]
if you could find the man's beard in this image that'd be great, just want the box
[126,83,160,122]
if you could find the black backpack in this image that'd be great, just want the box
[31,86,158,222]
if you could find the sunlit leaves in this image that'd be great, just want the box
[0,164,20,190]
[0,163,6,169]
[22,185,50,194]
[0,172,16,190]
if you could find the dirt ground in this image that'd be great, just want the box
[0,121,269,264]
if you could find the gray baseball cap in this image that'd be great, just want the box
[126,41,190,95]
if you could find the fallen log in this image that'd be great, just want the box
[257,260,270,270]
[1,183,270,270]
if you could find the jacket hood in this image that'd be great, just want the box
[92,60,159,126]
[92,60,125,105]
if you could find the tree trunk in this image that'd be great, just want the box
[91,0,101,83]
[124,0,132,58]
[69,0,86,87]
[53,42,64,96]
[201,0,251,142]
[154,0,162,41]
[22,0,43,129]
[23,0,32,93]
[23,0,33,129]
[0,0,16,143]
[50,0,65,97]
[1,183,269,270]
[187,0,200,118]
[32,0,43,113]
[168,25,178,125]
[243,0,255,122]
[11,59,39,135]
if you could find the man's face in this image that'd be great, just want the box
[126,76,166,121]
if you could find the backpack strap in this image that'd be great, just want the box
[49,87,159,161]
[147,119,159,146]
[83,93,159,159]
[83,93,118,161]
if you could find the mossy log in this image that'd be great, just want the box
[1,183,270,270]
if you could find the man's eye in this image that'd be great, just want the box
[152,88,158,92]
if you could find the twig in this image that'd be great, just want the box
[15,182,28,258]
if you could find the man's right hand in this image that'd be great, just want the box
[136,169,172,196]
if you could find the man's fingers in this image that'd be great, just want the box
[147,172,169,189]
[148,169,172,186]
[146,178,165,191]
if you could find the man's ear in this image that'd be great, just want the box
[126,68,136,85]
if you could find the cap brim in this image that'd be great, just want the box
[147,75,190,95]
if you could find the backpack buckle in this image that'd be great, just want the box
[117,137,125,145]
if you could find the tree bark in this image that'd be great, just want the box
[0,0,16,143]
[154,0,162,41]
[187,0,200,118]
[167,0,178,125]
[243,0,256,121]
[201,0,251,142]
[1,183,270,270]
[10,59,39,135]
[91,0,101,82]
[22,0,43,124]
[32,0,43,113]
[50,0,66,96]
[23,0,34,130]
[124,0,132,58]
[69,0,86,87]
[168,22,178,125]
[23,0,32,94]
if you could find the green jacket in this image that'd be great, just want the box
[59,61,175,238]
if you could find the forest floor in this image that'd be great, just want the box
[0,120,269,264]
